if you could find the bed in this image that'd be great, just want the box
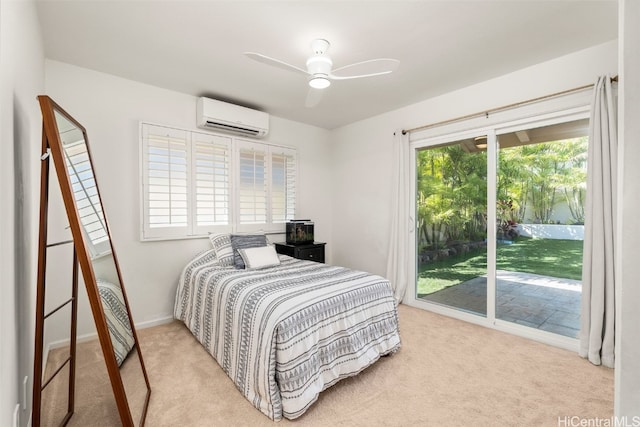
[174,242,401,421]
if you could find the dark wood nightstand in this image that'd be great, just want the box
[274,242,326,263]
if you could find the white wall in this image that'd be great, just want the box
[616,0,640,417]
[6,12,631,423]
[0,0,44,425]
[44,60,333,339]
[330,40,618,278]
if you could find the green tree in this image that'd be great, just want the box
[555,137,588,224]
[417,144,486,250]
[416,136,587,256]
[498,137,587,224]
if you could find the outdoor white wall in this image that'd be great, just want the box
[330,41,618,278]
[521,200,577,225]
[517,224,584,241]
[616,0,640,417]
[44,60,333,341]
[0,0,44,425]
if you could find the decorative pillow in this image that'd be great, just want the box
[208,233,234,267]
[237,245,281,269]
[230,234,267,269]
[97,280,135,367]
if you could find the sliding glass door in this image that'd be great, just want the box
[414,117,587,340]
[495,120,587,338]
[416,136,487,316]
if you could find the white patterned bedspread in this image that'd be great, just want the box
[174,249,401,420]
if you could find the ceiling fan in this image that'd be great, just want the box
[244,39,399,107]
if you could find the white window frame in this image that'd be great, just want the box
[140,122,297,241]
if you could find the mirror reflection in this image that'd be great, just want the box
[53,110,111,260]
[53,109,139,367]
[120,348,147,423]
[93,255,135,367]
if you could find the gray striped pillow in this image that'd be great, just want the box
[230,234,267,269]
[208,233,234,267]
[97,280,135,367]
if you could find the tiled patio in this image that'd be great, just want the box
[420,270,582,338]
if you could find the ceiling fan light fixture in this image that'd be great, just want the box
[245,38,399,107]
[309,76,331,89]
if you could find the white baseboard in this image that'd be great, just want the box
[47,332,95,351]
[45,314,175,351]
[135,314,175,330]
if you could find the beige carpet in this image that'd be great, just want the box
[42,304,613,426]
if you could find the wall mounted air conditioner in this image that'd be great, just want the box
[196,97,269,138]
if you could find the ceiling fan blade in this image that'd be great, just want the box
[330,58,400,80]
[305,87,325,108]
[244,52,309,76]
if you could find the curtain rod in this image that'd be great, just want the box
[401,75,618,135]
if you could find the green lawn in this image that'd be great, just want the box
[417,237,583,295]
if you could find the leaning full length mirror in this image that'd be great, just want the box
[35,95,151,426]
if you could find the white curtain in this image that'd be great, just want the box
[580,75,617,368]
[386,130,411,303]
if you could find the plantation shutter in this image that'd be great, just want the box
[63,137,110,258]
[141,123,297,239]
[142,124,190,239]
[192,131,232,234]
[270,146,297,224]
[236,140,268,230]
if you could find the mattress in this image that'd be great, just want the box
[174,249,401,420]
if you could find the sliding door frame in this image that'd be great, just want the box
[407,101,592,351]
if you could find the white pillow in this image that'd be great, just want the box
[237,245,281,269]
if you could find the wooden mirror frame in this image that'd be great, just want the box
[34,95,151,426]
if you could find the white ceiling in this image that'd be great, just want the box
[36,1,618,130]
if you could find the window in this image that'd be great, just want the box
[140,123,296,240]
[236,140,267,227]
[192,132,231,235]
[271,147,297,223]
[141,125,192,239]
[235,140,297,232]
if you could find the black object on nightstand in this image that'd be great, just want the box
[274,242,326,263]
